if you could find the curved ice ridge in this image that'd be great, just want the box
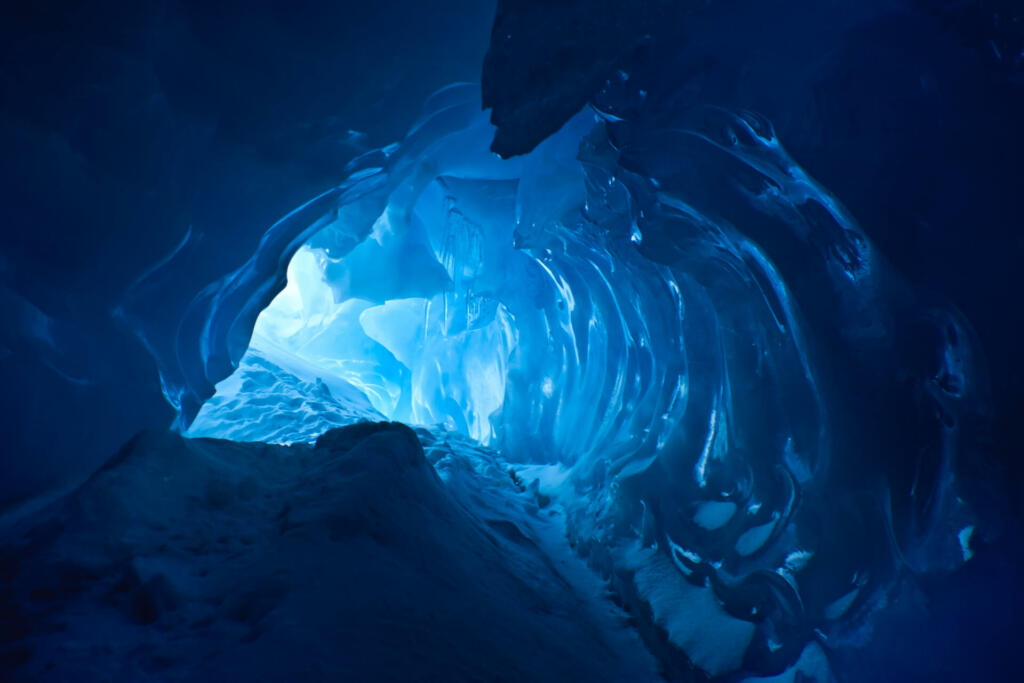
[126,84,989,679]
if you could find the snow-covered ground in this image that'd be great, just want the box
[0,422,658,681]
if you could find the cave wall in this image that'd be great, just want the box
[0,0,496,504]
[1,0,1021,537]
[481,0,1024,519]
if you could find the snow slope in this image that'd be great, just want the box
[0,423,658,682]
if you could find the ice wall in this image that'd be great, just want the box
[161,83,991,679]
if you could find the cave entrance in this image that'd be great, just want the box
[242,196,519,446]
[184,102,682,476]
[187,172,537,450]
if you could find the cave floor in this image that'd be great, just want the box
[0,422,659,682]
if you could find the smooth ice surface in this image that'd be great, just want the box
[156,84,989,680]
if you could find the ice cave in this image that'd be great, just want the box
[1,2,1022,682]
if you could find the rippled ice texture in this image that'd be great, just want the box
[176,84,987,680]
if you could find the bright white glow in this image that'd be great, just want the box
[246,238,514,444]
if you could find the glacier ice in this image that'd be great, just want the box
[129,83,989,680]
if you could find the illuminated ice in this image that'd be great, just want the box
[167,84,988,680]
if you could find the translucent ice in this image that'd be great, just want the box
[136,84,988,680]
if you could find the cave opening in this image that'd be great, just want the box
[3,1,1016,679]
[186,102,688,480]
[164,85,984,678]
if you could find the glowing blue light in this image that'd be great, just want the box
[174,86,987,680]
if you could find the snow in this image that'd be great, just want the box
[0,424,659,682]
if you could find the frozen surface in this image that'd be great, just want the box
[187,343,382,444]
[127,84,991,680]
[2,1,1020,680]
[0,423,658,682]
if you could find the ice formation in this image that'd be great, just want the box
[128,83,987,679]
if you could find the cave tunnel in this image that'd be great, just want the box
[2,2,1023,681]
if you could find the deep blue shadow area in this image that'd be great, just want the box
[833,540,1024,682]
